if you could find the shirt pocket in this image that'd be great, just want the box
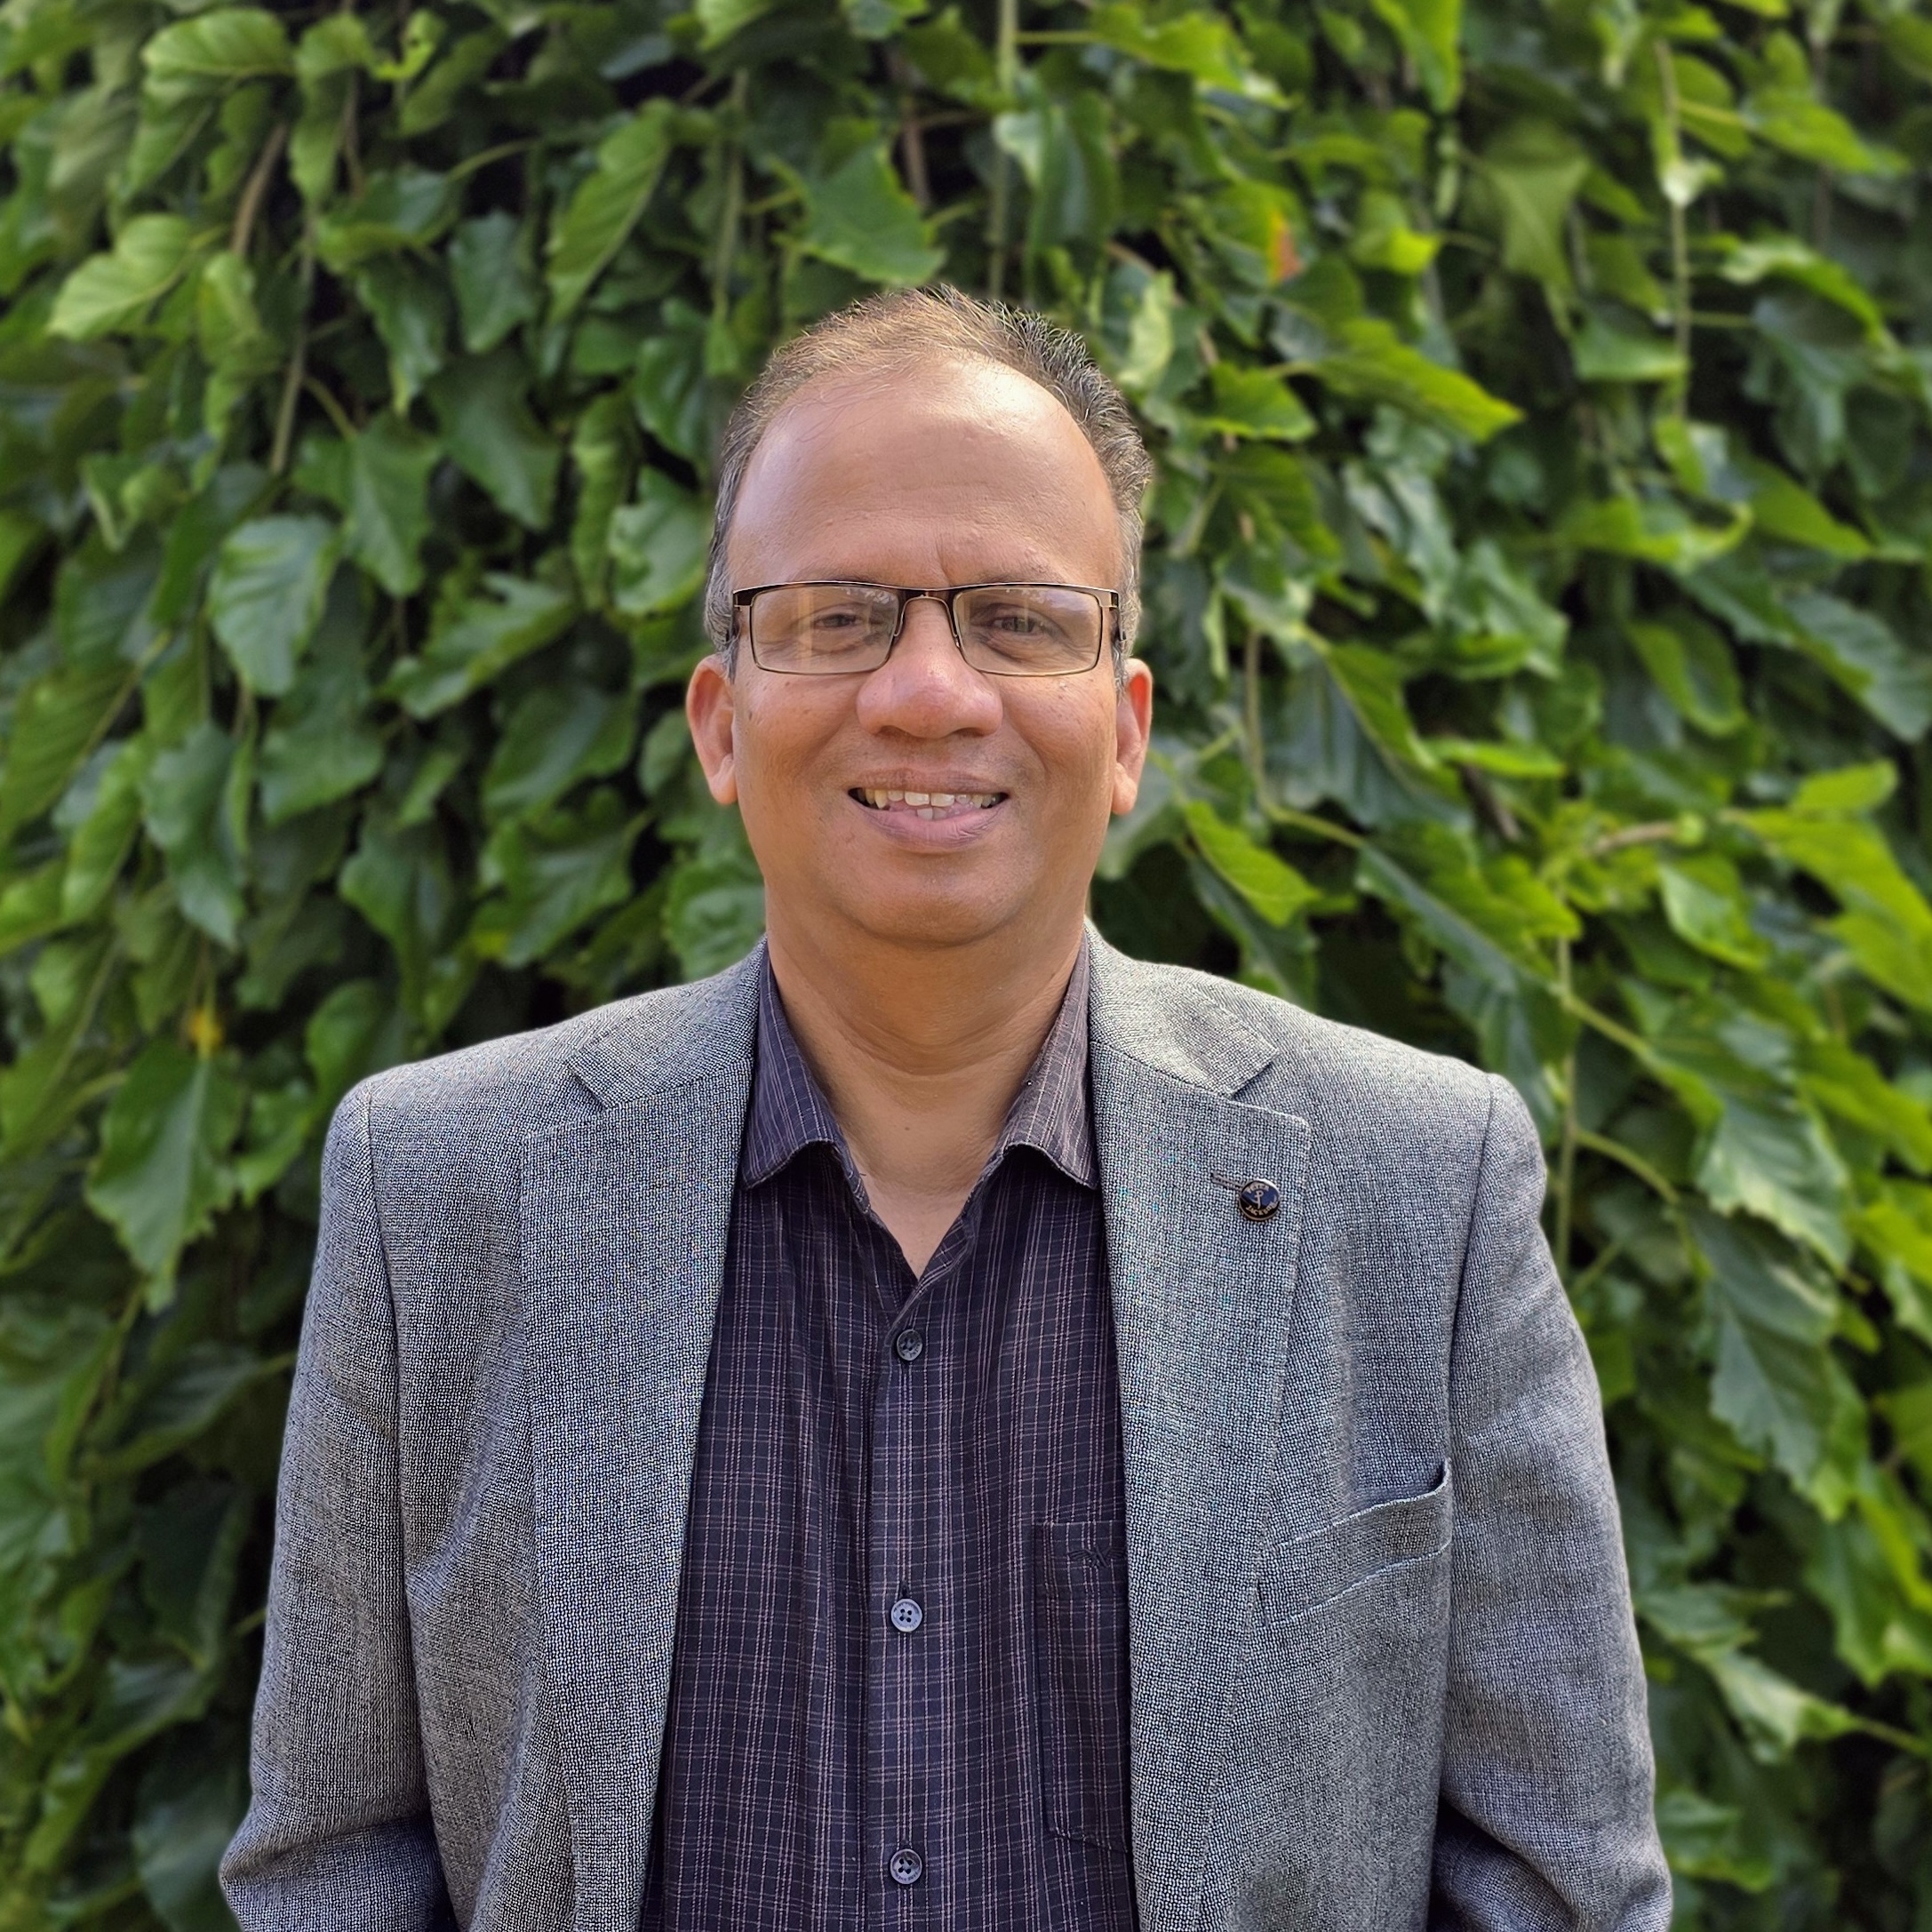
[1032,1521,1131,1855]
[1258,1461,1453,1627]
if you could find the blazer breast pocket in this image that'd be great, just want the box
[1259,1462,1453,1626]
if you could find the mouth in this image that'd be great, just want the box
[850,786,1007,821]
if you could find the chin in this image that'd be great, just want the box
[840,887,1020,952]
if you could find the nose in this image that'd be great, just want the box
[853,595,1002,739]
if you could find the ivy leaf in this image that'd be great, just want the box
[1196,364,1315,442]
[49,217,196,339]
[449,212,539,354]
[207,515,339,697]
[1658,854,1769,970]
[299,417,439,597]
[665,832,766,979]
[385,575,577,717]
[314,170,456,272]
[1693,1206,1858,1493]
[141,9,293,98]
[1183,802,1319,925]
[428,349,560,531]
[259,587,382,823]
[84,1041,243,1290]
[483,683,635,823]
[0,662,135,847]
[1366,0,1460,109]
[546,102,676,321]
[471,789,643,966]
[1089,4,1276,97]
[797,141,943,287]
[140,723,247,946]
[609,468,710,619]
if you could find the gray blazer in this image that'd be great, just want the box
[222,938,1670,1931]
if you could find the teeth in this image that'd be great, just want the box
[856,788,1001,811]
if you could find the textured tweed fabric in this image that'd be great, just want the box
[221,933,1672,1932]
[640,946,1135,1929]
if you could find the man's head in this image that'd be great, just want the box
[686,287,1155,968]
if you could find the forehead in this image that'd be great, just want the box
[726,357,1122,587]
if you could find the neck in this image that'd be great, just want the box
[763,905,1086,1273]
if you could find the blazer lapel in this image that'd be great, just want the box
[522,956,761,1932]
[1088,939,1313,1932]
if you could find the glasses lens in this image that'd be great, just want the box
[955,586,1104,675]
[750,584,901,673]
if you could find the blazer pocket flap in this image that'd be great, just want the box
[1260,1462,1452,1623]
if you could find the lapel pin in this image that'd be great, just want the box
[1210,1174,1282,1222]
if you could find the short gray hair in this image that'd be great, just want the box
[700,285,1152,672]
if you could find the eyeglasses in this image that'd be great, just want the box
[732,581,1119,677]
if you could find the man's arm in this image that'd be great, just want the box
[220,1081,456,1930]
[1431,1074,1671,1930]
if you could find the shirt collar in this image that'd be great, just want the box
[742,938,1097,1193]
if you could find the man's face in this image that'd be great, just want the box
[686,359,1154,960]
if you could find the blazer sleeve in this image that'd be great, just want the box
[220,1080,457,1931]
[1430,1074,1672,1932]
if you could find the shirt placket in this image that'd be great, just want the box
[863,1209,975,1928]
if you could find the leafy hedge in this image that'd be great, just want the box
[3,0,1932,1915]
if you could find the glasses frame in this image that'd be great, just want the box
[731,580,1121,677]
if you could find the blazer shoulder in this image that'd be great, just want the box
[347,947,763,1157]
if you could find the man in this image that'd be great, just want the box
[223,287,1670,1930]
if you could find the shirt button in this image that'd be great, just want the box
[893,1329,924,1363]
[890,1596,923,1633]
[889,1847,924,1887]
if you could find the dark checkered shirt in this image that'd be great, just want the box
[639,940,1136,1930]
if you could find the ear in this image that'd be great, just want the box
[685,653,740,805]
[1110,657,1154,816]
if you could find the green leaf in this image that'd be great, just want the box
[664,831,765,980]
[609,468,711,619]
[1627,615,1745,734]
[1572,312,1688,384]
[299,418,439,597]
[0,662,134,847]
[483,683,635,823]
[1183,802,1318,925]
[1480,122,1589,294]
[796,140,943,287]
[85,1042,243,1288]
[694,0,783,46]
[207,516,338,697]
[1693,1206,1856,1491]
[471,789,643,966]
[386,574,577,717]
[1088,4,1277,98]
[313,169,455,272]
[450,211,539,355]
[1197,364,1315,442]
[428,349,561,531]
[141,10,293,96]
[1658,854,1768,970]
[49,216,196,339]
[1366,0,1460,108]
[259,585,382,822]
[140,723,247,946]
[353,256,450,408]
[1308,315,1521,441]
[546,102,676,321]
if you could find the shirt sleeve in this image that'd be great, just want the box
[220,1079,457,1931]
[1430,1074,1673,1931]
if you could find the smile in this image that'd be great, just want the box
[850,788,1006,820]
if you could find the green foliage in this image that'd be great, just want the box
[1,0,1930,1914]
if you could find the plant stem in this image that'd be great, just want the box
[987,0,1019,299]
